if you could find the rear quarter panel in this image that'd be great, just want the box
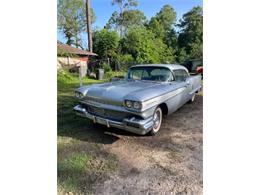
[187,74,202,94]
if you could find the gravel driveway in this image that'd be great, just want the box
[91,91,203,195]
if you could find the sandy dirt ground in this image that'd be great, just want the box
[91,92,203,195]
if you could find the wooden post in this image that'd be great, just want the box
[79,66,83,86]
[86,0,92,52]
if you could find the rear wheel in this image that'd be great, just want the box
[149,107,163,135]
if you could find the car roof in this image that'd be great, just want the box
[130,64,188,72]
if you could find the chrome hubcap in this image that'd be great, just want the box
[153,110,161,130]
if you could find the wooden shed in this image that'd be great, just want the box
[57,41,97,71]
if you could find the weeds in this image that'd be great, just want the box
[57,71,118,194]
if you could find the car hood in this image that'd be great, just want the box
[78,80,184,103]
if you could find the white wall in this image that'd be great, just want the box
[57,57,87,70]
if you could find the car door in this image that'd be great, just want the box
[173,69,190,104]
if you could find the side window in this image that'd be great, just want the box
[174,70,183,81]
[162,69,174,81]
[173,70,188,81]
[181,70,189,81]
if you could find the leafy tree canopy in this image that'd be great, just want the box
[148,5,177,50]
[122,10,147,28]
[93,29,120,59]
[91,4,203,67]
[106,9,147,34]
[109,0,140,36]
[112,0,138,11]
[153,5,176,32]
[120,27,175,64]
[177,6,203,60]
[58,0,96,49]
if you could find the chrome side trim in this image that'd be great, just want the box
[142,87,186,111]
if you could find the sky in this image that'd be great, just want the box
[57,0,203,47]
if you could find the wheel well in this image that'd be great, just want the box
[159,103,168,116]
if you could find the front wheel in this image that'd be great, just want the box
[149,107,163,135]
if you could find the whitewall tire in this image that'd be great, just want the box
[150,107,163,135]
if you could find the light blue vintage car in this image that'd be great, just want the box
[74,64,202,135]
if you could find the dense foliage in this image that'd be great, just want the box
[100,2,202,68]
[120,27,174,64]
[93,29,120,59]
[108,0,140,36]
[177,6,203,60]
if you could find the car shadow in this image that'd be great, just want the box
[58,101,142,145]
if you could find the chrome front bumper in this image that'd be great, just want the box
[73,105,154,135]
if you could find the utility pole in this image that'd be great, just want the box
[86,0,92,52]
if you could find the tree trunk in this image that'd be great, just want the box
[86,0,92,52]
[119,1,123,38]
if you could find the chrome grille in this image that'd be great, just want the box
[84,96,122,106]
[85,105,131,122]
[85,96,109,104]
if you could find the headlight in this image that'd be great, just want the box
[133,101,141,109]
[125,100,132,108]
[79,93,84,99]
[125,100,142,110]
[75,91,84,99]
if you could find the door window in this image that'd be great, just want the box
[181,70,189,80]
[173,70,188,81]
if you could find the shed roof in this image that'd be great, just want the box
[57,41,97,56]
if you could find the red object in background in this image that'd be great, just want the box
[196,66,203,74]
[79,57,88,62]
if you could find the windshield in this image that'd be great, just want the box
[127,66,174,82]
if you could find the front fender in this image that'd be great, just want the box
[75,86,91,96]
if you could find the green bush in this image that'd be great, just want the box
[93,29,120,59]
[57,70,105,89]
[100,62,112,72]
[117,54,135,71]
[104,71,113,80]
[103,70,127,80]
[57,70,75,84]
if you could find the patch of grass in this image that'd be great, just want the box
[57,70,105,94]
[58,153,92,193]
[57,71,102,136]
[57,145,118,194]
[57,71,119,194]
